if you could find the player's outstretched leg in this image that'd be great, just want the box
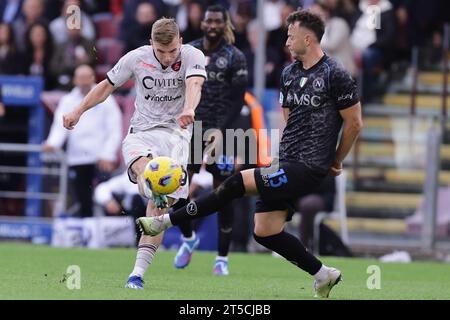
[125,157,170,289]
[137,171,252,236]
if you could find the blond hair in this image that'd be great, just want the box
[151,17,179,45]
[223,11,235,44]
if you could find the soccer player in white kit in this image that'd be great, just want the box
[62,18,206,289]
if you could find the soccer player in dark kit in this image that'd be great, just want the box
[138,10,363,298]
[172,4,248,276]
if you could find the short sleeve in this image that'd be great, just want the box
[231,49,248,87]
[185,47,207,79]
[331,67,359,110]
[106,51,134,87]
[279,68,289,108]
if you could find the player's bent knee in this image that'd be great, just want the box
[253,225,273,238]
[253,232,276,246]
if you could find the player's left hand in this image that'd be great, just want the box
[329,161,342,176]
[177,108,195,129]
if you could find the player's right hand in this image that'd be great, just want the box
[328,161,343,176]
[177,108,195,129]
[63,110,81,130]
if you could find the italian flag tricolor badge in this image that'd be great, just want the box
[300,77,308,88]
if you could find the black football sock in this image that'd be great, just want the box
[172,198,193,238]
[217,203,234,257]
[170,173,245,226]
[253,231,322,275]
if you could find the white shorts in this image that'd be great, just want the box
[122,126,191,199]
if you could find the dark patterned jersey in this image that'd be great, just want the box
[190,38,248,131]
[279,54,359,173]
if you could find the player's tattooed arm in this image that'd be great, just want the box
[63,80,116,130]
[178,76,205,129]
[331,102,363,176]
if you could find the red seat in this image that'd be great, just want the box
[93,13,119,39]
[95,38,124,65]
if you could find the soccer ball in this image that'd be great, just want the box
[143,156,183,195]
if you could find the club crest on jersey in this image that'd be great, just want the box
[172,60,182,71]
[313,77,324,91]
[216,57,228,69]
[299,77,308,88]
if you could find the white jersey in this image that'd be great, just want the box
[107,44,207,132]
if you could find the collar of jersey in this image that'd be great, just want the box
[201,38,226,54]
[297,53,327,73]
[151,48,181,71]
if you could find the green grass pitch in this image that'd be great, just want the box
[0,243,448,300]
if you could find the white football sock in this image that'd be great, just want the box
[314,264,331,282]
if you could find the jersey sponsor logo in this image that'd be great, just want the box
[300,77,308,88]
[207,71,225,82]
[142,76,183,89]
[140,61,157,69]
[293,93,321,107]
[338,92,354,101]
[111,63,121,74]
[236,69,248,76]
[145,94,182,102]
[216,56,228,69]
[193,64,205,70]
[171,60,182,71]
[313,77,324,91]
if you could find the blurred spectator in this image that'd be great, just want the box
[267,3,295,68]
[181,0,204,43]
[231,0,252,51]
[310,1,356,76]
[95,171,144,217]
[23,22,56,90]
[0,23,26,74]
[12,0,47,52]
[351,0,396,102]
[124,2,158,53]
[49,0,96,45]
[243,19,283,89]
[324,0,359,30]
[94,171,146,243]
[119,0,165,42]
[50,25,95,89]
[43,65,122,218]
[1,0,24,24]
[263,0,284,31]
